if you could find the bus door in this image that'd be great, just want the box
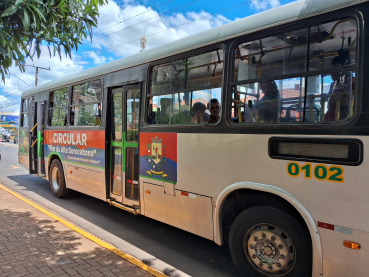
[110,84,140,207]
[29,100,46,177]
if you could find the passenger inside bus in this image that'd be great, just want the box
[258,80,280,123]
[63,111,68,126]
[70,110,75,125]
[324,49,354,121]
[208,98,220,124]
[96,103,101,125]
[49,93,54,108]
[191,102,209,124]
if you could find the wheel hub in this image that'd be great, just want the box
[51,167,60,191]
[244,224,296,276]
[260,242,276,257]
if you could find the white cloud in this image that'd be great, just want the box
[0,46,84,112]
[83,51,107,64]
[0,0,234,112]
[251,0,281,10]
[90,1,231,58]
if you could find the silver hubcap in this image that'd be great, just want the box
[244,224,296,276]
[51,167,60,191]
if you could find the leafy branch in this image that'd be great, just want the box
[0,0,107,83]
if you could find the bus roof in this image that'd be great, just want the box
[21,0,367,98]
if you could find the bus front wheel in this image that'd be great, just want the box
[229,206,311,277]
[49,159,70,198]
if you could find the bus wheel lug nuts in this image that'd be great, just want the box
[271,236,276,241]
[262,233,266,238]
[280,254,285,259]
[252,254,257,259]
[276,263,281,267]
[250,244,255,249]
[259,262,263,267]
[278,244,283,249]
[254,236,258,241]
[268,266,273,270]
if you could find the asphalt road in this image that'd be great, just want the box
[0,143,241,277]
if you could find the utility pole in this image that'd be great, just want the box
[25,64,50,86]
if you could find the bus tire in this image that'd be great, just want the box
[229,206,311,277]
[49,159,70,198]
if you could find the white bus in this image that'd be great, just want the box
[19,0,369,276]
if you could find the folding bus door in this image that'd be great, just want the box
[36,101,46,177]
[29,100,46,176]
[29,98,37,174]
[110,84,140,207]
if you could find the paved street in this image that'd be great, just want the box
[0,142,240,277]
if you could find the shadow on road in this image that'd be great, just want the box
[0,208,150,276]
[7,174,241,277]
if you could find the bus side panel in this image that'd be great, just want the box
[66,164,106,200]
[44,130,106,200]
[19,130,30,170]
[175,133,369,276]
[176,134,369,233]
[19,154,29,171]
[319,226,368,277]
[142,180,213,240]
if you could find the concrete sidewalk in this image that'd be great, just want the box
[0,187,154,277]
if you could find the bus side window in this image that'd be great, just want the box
[231,17,357,124]
[71,80,102,126]
[48,88,68,126]
[148,49,223,126]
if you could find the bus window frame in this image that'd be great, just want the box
[144,43,227,128]
[69,77,104,128]
[47,85,70,128]
[21,97,29,127]
[226,9,364,129]
[111,86,124,142]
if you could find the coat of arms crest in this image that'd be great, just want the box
[147,136,167,177]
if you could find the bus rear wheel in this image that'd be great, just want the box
[49,159,70,198]
[229,206,311,277]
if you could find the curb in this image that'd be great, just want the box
[0,183,167,277]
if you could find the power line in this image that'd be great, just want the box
[1,101,21,109]
[30,0,193,65]
[0,78,50,105]
[0,2,251,110]
[1,1,252,95]
[0,83,33,100]
[17,0,236,71]
[9,72,31,86]
[32,0,177,64]
[39,1,249,71]
[104,1,251,51]
[0,96,22,107]
[94,0,175,34]
[92,0,198,43]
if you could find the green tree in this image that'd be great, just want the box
[0,0,107,83]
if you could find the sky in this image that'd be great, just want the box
[0,0,298,114]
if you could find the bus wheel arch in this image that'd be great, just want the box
[47,154,62,174]
[214,182,322,277]
[49,157,70,198]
